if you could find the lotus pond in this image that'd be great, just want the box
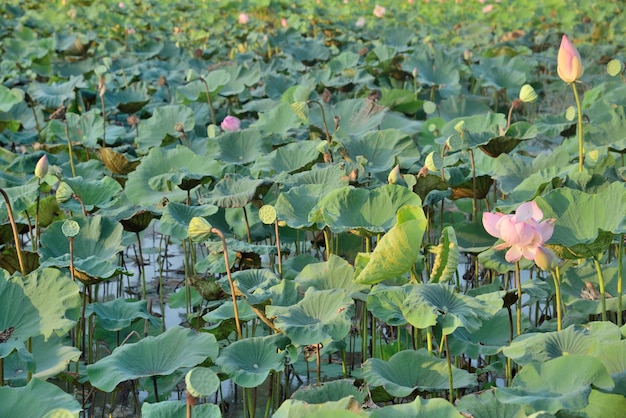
[1,0,626,417]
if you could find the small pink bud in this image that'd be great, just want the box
[373,5,386,18]
[221,115,241,132]
[238,13,249,24]
[35,155,49,179]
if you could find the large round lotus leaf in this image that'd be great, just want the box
[86,298,160,332]
[125,145,221,206]
[495,355,614,414]
[311,185,423,235]
[203,300,257,323]
[274,184,329,229]
[449,309,513,358]
[57,176,122,212]
[455,389,525,418]
[103,87,150,114]
[362,349,477,397]
[291,380,366,405]
[0,84,23,112]
[0,378,81,417]
[215,129,273,165]
[402,283,502,335]
[370,397,462,418]
[353,205,427,285]
[560,261,623,315]
[202,173,272,208]
[159,203,218,242]
[568,390,626,418]
[340,129,420,173]
[367,284,411,326]
[308,98,386,138]
[22,267,81,338]
[135,105,194,151]
[0,183,39,221]
[0,270,42,359]
[39,215,125,280]
[266,288,354,345]
[503,322,621,366]
[294,254,368,298]
[403,46,460,97]
[63,110,126,147]
[216,334,286,387]
[249,101,304,136]
[273,397,366,418]
[141,401,221,418]
[593,340,626,396]
[3,333,80,384]
[535,183,626,255]
[251,140,321,178]
[87,326,218,392]
[281,164,349,189]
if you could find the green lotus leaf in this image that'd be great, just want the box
[87,326,218,392]
[22,267,81,338]
[266,288,354,345]
[42,408,79,418]
[429,226,459,283]
[86,298,160,332]
[473,55,529,94]
[402,283,502,335]
[502,322,621,366]
[495,355,614,414]
[281,254,319,281]
[311,185,423,235]
[291,380,366,405]
[218,63,262,97]
[353,205,427,285]
[536,184,626,256]
[0,85,24,112]
[251,140,321,178]
[57,176,123,212]
[403,46,460,98]
[362,349,477,397]
[202,173,272,208]
[565,390,626,418]
[27,75,82,109]
[449,309,513,358]
[370,397,462,418]
[455,222,497,253]
[216,334,286,387]
[64,110,125,147]
[281,164,349,189]
[455,389,525,418]
[309,98,387,138]
[125,145,221,206]
[135,105,195,151]
[141,401,221,418]
[0,270,42,359]
[219,268,280,305]
[3,333,80,384]
[251,102,305,136]
[340,129,420,172]
[215,129,273,165]
[274,184,329,230]
[39,215,125,280]
[560,261,623,315]
[203,300,256,323]
[0,378,81,417]
[273,397,366,418]
[593,340,626,396]
[367,284,411,326]
[103,87,150,114]
[185,367,220,398]
[294,255,368,298]
[0,183,40,221]
[266,278,302,308]
[159,203,218,242]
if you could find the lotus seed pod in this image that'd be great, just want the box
[519,84,537,103]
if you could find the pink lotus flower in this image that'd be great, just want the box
[238,13,249,24]
[483,201,557,270]
[373,5,386,18]
[221,115,241,132]
[557,35,583,83]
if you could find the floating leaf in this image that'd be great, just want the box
[370,397,462,418]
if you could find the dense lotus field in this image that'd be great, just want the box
[1,0,626,417]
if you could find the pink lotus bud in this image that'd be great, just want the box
[35,155,49,179]
[557,35,584,83]
[281,18,288,28]
[373,5,386,18]
[221,115,241,132]
[238,13,249,24]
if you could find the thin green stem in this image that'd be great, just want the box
[444,334,454,403]
[593,256,607,322]
[274,220,282,279]
[515,261,522,336]
[64,121,76,177]
[199,77,217,126]
[618,235,623,325]
[212,228,242,339]
[469,148,478,222]
[136,232,147,301]
[0,189,25,276]
[551,267,563,331]
[571,82,584,172]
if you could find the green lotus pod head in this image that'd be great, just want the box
[188,216,213,242]
[185,367,220,398]
[519,84,537,103]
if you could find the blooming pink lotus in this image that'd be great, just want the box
[483,201,557,270]
[221,115,241,132]
[238,13,249,24]
[557,35,583,83]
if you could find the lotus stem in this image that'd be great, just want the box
[211,227,242,339]
[307,100,333,162]
[198,77,217,126]
[64,121,77,177]
[69,237,76,282]
[571,82,584,172]
[152,375,159,402]
[618,235,623,326]
[593,256,607,322]
[551,266,563,331]
[274,220,282,279]
[426,326,433,355]
[515,261,522,336]
[469,148,478,222]
[0,189,25,276]
[316,343,322,385]
[136,232,147,300]
[444,334,454,403]
[242,206,252,243]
